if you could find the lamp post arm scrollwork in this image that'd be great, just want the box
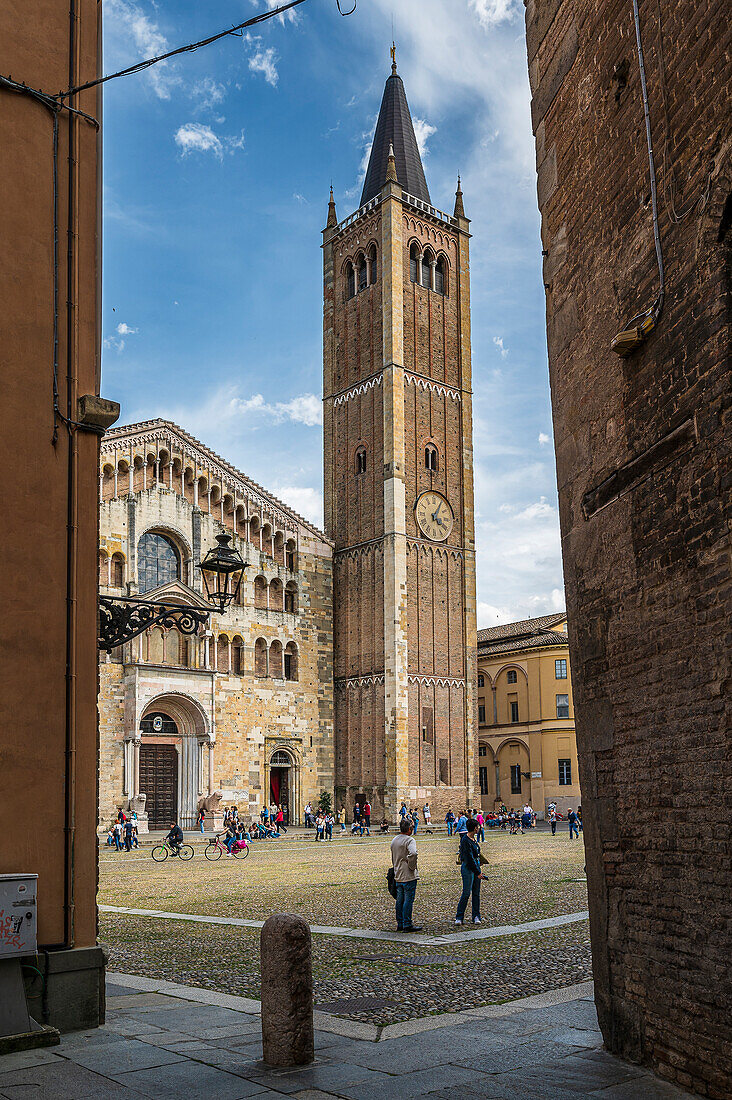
[98,595,210,653]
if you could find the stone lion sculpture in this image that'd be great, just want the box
[197,791,223,813]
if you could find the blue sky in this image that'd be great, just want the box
[101,0,564,627]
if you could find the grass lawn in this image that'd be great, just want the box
[100,828,592,1023]
[99,828,588,933]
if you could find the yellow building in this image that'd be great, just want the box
[476,613,580,817]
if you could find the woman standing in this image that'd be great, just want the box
[455,817,483,925]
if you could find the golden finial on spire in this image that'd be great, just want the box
[391,41,397,76]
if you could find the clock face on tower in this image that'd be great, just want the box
[414,491,454,542]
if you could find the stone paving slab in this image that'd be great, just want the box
[0,976,696,1100]
[100,903,590,946]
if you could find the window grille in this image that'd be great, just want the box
[271,750,291,766]
[507,669,517,684]
[558,758,572,785]
[555,659,567,679]
[137,531,180,593]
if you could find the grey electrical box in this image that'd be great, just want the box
[0,874,38,959]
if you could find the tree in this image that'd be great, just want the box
[318,790,332,814]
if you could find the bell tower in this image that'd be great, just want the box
[323,56,478,818]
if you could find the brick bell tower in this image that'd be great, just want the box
[322,52,478,819]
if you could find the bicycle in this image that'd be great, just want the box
[204,833,249,860]
[151,839,194,862]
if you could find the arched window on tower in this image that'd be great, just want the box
[421,249,433,289]
[369,244,378,284]
[285,539,297,572]
[347,263,355,299]
[269,578,283,611]
[357,252,367,292]
[435,256,446,295]
[355,446,367,476]
[410,243,420,284]
[425,444,439,473]
[217,634,230,673]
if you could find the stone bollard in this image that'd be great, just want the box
[260,913,314,1066]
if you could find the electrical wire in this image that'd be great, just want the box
[61,0,309,99]
[625,0,664,332]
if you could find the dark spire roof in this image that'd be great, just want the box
[360,67,431,207]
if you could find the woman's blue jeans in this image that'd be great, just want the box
[456,864,481,921]
[395,879,417,929]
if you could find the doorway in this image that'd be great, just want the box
[139,743,178,828]
[269,749,294,823]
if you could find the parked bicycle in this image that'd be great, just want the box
[204,832,249,860]
[151,839,194,862]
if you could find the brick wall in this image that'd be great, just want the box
[525,0,731,1093]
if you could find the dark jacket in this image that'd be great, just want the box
[459,833,482,875]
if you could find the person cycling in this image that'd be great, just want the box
[166,822,183,854]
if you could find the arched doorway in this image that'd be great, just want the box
[136,694,211,829]
[139,712,179,828]
[269,749,294,824]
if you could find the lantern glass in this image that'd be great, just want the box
[198,534,247,611]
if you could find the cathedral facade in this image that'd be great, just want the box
[98,420,333,830]
[323,60,479,818]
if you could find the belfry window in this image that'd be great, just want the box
[347,265,355,299]
[421,253,432,287]
[357,254,367,291]
[435,257,446,295]
[425,444,439,472]
[410,244,420,284]
[137,531,180,593]
[355,446,367,475]
[369,245,378,284]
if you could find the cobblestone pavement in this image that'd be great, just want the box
[0,977,694,1100]
[102,913,593,1025]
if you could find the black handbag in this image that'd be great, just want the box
[386,867,397,898]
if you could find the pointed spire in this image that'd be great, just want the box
[454,174,465,218]
[326,185,337,228]
[386,143,398,184]
[360,64,431,206]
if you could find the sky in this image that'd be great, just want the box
[101,0,565,627]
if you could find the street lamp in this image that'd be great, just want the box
[198,533,248,612]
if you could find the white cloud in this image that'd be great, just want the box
[104,0,179,100]
[493,335,509,358]
[256,0,301,24]
[116,322,137,336]
[230,392,322,427]
[470,0,523,27]
[538,432,550,445]
[412,118,436,158]
[245,35,279,86]
[275,486,323,528]
[191,77,226,111]
[293,192,307,204]
[104,320,138,353]
[174,123,245,159]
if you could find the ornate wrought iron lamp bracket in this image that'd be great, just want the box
[98,595,210,653]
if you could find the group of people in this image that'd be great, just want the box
[105,808,140,852]
[398,802,432,834]
[390,812,487,931]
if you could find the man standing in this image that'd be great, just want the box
[549,803,558,836]
[363,800,371,835]
[445,808,455,836]
[568,807,579,839]
[390,818,422,933]
[123,817,134,853]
